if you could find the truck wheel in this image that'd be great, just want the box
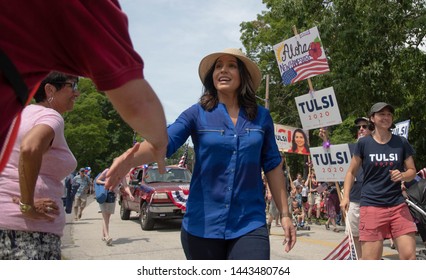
[120,202,131,220]
[140,202,155,230]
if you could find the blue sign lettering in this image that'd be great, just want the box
[312,151,349,165]
[297,94,335,114]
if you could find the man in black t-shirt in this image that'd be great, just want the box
[346,117,372,259]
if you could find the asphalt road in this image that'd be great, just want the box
[61,194,424,260]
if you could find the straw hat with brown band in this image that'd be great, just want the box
[198,48,262,91]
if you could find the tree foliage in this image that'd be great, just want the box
[240,0,426,174]
[64,79,133,175]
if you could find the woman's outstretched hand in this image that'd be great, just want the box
[105,143,141,190]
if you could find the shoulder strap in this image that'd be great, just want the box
[0,49,28,105]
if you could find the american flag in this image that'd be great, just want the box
[167,189,189,210]
[178,144,188,168]
[281,68,297,85]
[281,58,329,85]
[323,235,357,260]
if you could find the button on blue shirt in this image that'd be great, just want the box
[166,103,282,239]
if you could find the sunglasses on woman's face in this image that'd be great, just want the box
[53,81,78,92]
[61,82,78,92]
[356,125,368,130]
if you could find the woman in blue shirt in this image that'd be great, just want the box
[106,48,296,259]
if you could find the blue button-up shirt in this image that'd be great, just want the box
[166,103,282,239]
[73,174,91,197]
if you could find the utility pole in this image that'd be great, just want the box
[265,74,270,109]
[255,74,270,110]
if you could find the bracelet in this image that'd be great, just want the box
[19,200,32,213]
[279,212,292,219]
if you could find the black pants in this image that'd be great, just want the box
[181,225,270,260]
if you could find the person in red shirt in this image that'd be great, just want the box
[0,0,167,172]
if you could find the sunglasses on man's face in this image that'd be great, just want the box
[356,125,368,130]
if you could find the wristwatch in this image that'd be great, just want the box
[19,201,32,213]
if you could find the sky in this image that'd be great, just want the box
[120,0,267,124]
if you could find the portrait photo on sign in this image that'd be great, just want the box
[274,124,310,156]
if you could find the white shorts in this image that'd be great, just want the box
[308,193,321,206]
[99,201,116,214]
[345,201,360,237]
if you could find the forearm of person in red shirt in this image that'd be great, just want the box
[106,79,168,160]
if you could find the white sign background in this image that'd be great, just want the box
[294,87,342,130]
[310,144,351,182]
[273,26,329,85]
[392,120,410,139]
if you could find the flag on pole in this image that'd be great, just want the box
[324,211,358,260]
[178,144,188,168]
[323,235,357,260]
[282,58,329,85]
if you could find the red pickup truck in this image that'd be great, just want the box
[119,164,191,230]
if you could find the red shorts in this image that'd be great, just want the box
[359,203,417,242]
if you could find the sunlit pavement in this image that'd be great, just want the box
[61,196,425,260]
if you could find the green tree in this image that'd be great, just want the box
[64,78,134,175]
[97,91,134,168]
[64,79,109,173]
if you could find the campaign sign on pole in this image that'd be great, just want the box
[294,87,342,130]
[274,124,310,155]
[273,26,330,85]
[310,144,351,182]
[391,120,410,139]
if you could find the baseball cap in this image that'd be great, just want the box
[354,117,369,125]
[369,102,394,116]
[79,168,85,172]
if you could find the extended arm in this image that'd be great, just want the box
[105,140,160,189]
[265,161,296,252]
[105,79,168,171]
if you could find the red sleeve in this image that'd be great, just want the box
[1,0,144,91]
